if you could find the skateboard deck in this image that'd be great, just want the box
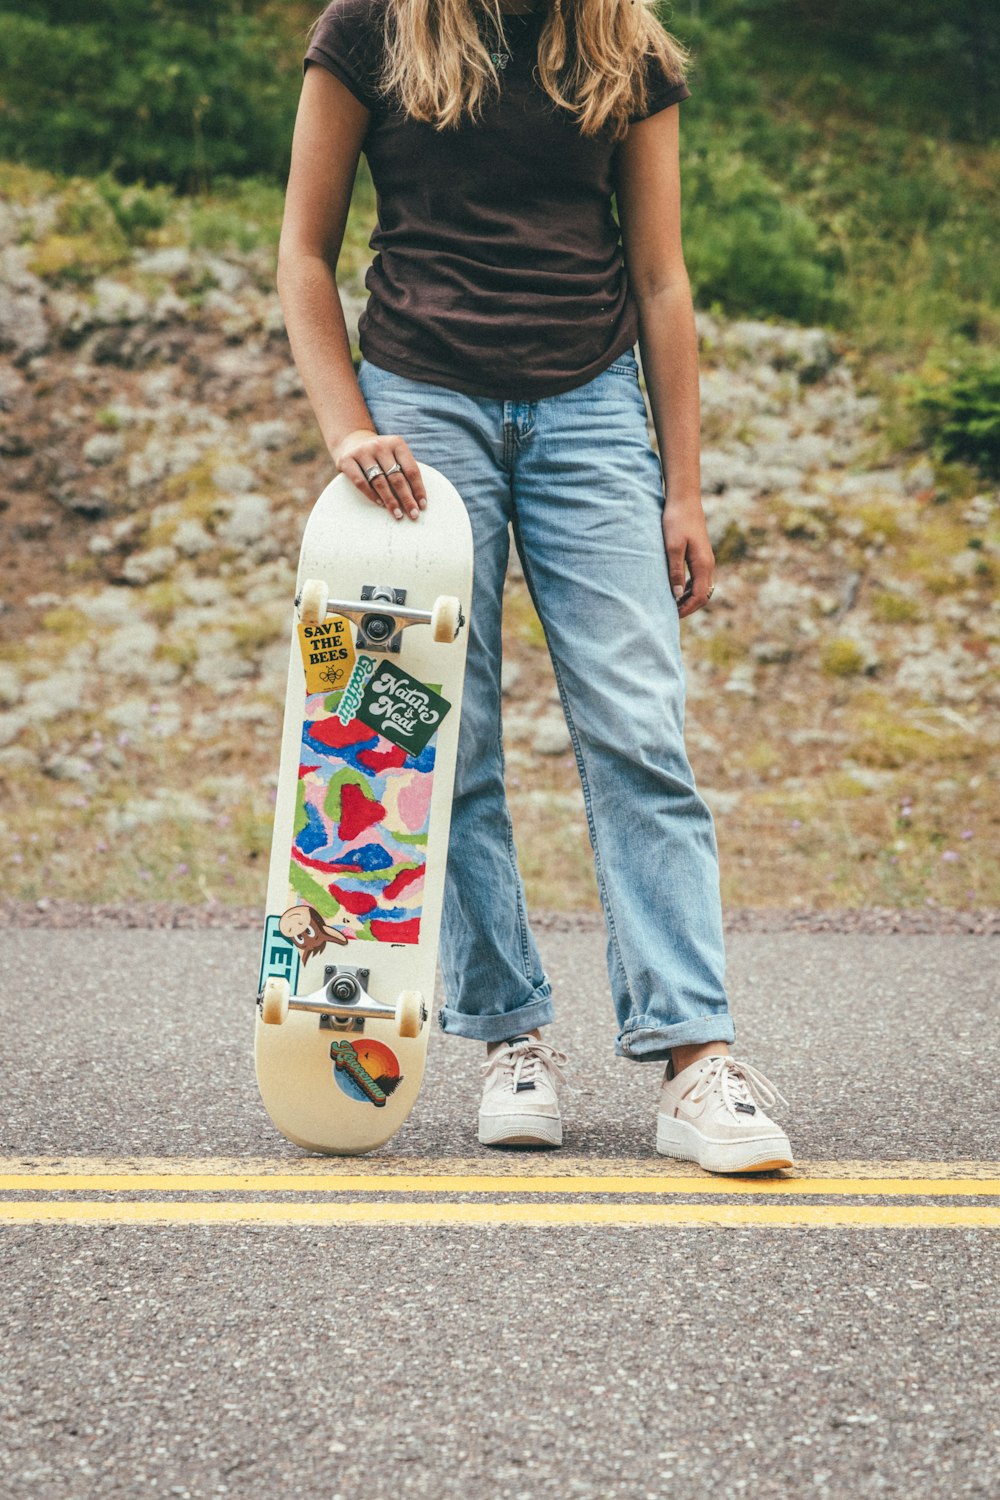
[254,463,473,1154]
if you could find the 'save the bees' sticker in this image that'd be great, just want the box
[355,663,451,755]
[297,615,356,693]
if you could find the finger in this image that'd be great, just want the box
[372,442,427,520]
[361,455,407,520]
[391,446,428,511]
[678,589,712,617]
[347,457,395,513]
[667,544,689,603]
[350,455,406,519]
[367,441,419,519]
[682,550,715,613]
[357,449,418,522]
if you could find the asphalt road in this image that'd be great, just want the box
[1,925,998,1499]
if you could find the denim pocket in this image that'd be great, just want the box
[604,348,640,379]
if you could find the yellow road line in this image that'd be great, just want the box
[1,1200,998,1228]
[2,1174,999,1197]
[4,1157,999,1179]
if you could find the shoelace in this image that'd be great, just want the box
[479,1036,571,1094]
[686,1055,789,1119]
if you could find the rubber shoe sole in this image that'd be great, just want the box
[656,1115,793,1175]
[479,1111,562,1148]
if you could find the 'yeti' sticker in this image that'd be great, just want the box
[356,664,451,755]
[258,914,301,995]
[297,615,356,693]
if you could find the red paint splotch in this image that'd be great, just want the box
[358,742,409,773]
[309,717,377,751]
[328,884,378,917]
[370,916,422,944]
[338,782,386,841]
[383,864,426,900]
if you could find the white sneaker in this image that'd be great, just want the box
[656,1054,793,1174]
[478,1034,569,1148]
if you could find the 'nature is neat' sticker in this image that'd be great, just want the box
[356,663,451,755]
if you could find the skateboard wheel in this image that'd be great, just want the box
[431,595,461,642]
[261,976,290,1025]
[395,989,424,1039]
[299,578,329,628]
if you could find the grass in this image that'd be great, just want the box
[14,748,996,912]
[820,639,867,678]
[721,774,996,910]
[870,591,922,625]
[1,680,996,912]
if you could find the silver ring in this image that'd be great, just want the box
[383,463,403,477]
[363,463,383,482]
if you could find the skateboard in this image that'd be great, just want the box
[254,463,473,1154]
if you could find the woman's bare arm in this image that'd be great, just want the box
[615,103,714,616]
[276,65,426,519]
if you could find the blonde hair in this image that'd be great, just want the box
[308,0,692,140]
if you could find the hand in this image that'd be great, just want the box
[333,427,427,521]
[663,501,716,618]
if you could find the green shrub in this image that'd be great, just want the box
[821,638,866,677]
[728,0,999,146]
[0,1,302,191]
[188,175,285,255]
[27,176,130,281]
[96,173,175,244]
[906,356,1000,481]
[681,140,847,326]
[676,4,999,347]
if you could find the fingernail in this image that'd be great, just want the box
[672,584,684,599]
[393,507,403,519]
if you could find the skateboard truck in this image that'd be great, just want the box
[297,578,465,650]
[356,586,406,652]
[258,965,426,1039]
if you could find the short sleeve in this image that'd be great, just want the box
[628,53,692,125]
[302,0,384,113]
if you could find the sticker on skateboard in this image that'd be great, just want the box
[297,615,356,693]
[279,902,352,956]
[258,913,303,995]
[331,1037,403,1106]
[356,662,451,755]
[336,652,378,724]
[289,687,437,945]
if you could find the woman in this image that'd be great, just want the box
[276,0,793,1173]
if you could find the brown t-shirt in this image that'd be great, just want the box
[302,0,691,399]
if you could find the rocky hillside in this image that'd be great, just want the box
[1,182,997,913]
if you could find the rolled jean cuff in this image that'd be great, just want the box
[437,986,556,1044]
[615,1012,737,1062]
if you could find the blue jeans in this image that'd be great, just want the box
[357,347,735,1061]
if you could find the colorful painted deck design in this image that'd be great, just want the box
[288,684,437,944]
